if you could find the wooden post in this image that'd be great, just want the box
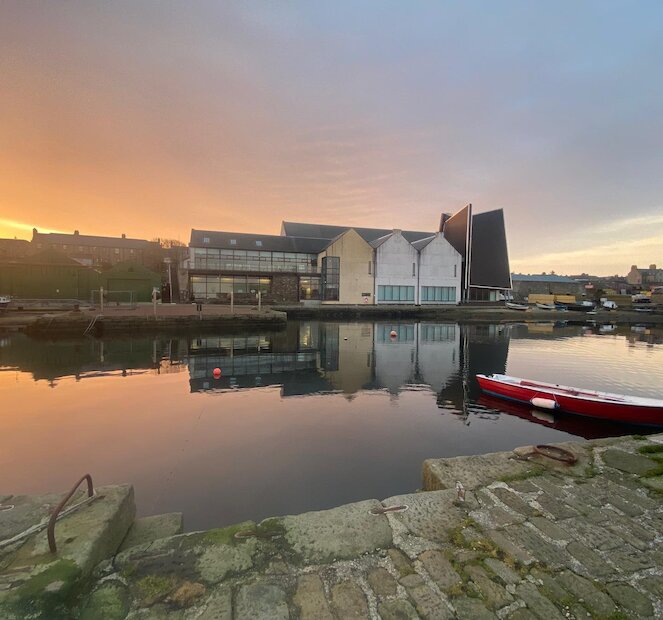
[230,291,234,314]
[258,291,261,311]
[100,287,104,313]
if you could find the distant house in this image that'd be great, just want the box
[511,274,584,299]
[31,229,161,270]
[0,238,31,260]
[626,264,663,289]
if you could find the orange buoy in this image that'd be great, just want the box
[389,330,398,338]
[213,367,221,379]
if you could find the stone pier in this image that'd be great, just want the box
[2,434,663,618]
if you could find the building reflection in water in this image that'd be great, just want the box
[2,322,661,435]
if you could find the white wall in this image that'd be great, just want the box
[374,232,418,303]
[418,234,462,304]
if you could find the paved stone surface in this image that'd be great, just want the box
[293,574,333,620]
[4,434,663,618]
[235,582,288,620]
[367,566,398,597]
[330,580,369,619]
[418,549,461,591]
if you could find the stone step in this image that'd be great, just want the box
[0,484,135,619]
[118,512,184,552]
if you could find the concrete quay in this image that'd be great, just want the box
[2,434,663,618]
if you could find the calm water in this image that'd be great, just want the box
[1,321,662,531]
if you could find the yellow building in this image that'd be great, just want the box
[317,229,374,304]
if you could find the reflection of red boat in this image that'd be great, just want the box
[477,374,663,426]
[477,395,646,439]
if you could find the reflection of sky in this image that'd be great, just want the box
[1,323,662,530]
[1,2,663,274]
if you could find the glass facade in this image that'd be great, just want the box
[421,286,456,302]
[321,257,340,301]
[377,285,415,302]
[191,275,271,300]
[192,248,317,273]
[299,276,321,300]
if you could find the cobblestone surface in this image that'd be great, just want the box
[10,434,663,619]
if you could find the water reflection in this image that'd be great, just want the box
[3,321,660,440]
[2,321,662,529]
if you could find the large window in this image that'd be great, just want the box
[321,257,340,301]
[190,275,271,299]
[421,286,456,302]
[378,285,414,302]
[192,248,317,273]
[299,277,321,300]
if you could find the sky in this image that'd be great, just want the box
[1,1,662,276]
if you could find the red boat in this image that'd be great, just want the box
[476,373,663,426]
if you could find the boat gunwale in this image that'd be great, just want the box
[477,373,663,409]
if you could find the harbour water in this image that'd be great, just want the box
[1,321,661,530]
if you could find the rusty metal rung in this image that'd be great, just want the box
[48,474,94,554]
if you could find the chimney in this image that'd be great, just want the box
[650,264,657,270]
[74,230,79,235]
[393,229,402,234]
[122,233,126,239]
[631,265,637,271]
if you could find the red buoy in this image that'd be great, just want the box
[390,330,398,338]
[213,367,221,379]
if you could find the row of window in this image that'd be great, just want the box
[190,275,271,298]
[378,285,457,302]
[378,285,415,302]
[192,248,317,273]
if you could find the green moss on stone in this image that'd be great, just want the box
[4,559,82,617]
[499,466,545,483]
[135,574,178,606]
[204,521,255,546]
[638,444,663,454]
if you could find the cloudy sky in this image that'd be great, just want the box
[1,1,661,275]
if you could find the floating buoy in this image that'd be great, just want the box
[213,367,221,379]
[389,330,398,338]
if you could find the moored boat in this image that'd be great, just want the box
[535,302,556,310]
[476,373,663,426]
[0,296,10,311]
[505,302,529,311]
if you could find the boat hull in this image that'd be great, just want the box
[477,374,663,426]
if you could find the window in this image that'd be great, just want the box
[203,237,210,244]
[321,256,340,301]
[255,240,262,247]
[377,285,414,302]
[368,261,372,275]
[299,277,321,300]
[114,248,120,255]
[454,264,457,278]
[230,239,237,245]
[412,262,416,276]
[421,286,456,302]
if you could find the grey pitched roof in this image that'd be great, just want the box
[369,233,393,248]
[281,221,434,244]
[190,229,329,253]
[511,273,579,283]
[411,235,436,251]
[33,231,158,250]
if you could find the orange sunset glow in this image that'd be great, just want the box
[2,2,662,274]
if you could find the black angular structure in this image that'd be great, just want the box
[440,204,511,302]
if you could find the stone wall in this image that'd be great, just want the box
[267,273,299,304]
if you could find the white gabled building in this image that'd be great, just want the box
[413,233,462,304]
[372,230,462,304]
[371,230,418,304]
